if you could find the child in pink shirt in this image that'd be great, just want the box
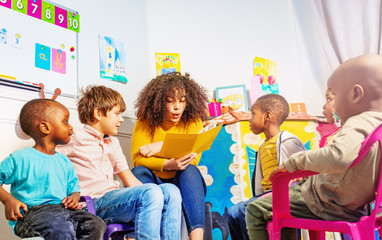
[57,85,182,240]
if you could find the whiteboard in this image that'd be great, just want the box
[0,1,78,97]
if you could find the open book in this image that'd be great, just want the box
[155,124,223,158]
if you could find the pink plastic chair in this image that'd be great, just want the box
[267,123,382,240]
[80,196,134,240]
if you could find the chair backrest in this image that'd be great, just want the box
[352,123,382,221]
[268,123,382,240]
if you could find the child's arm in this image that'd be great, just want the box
[62,192,80,210]
[268,164,288,181]
[118,169,143,187]
[0,185,27,221]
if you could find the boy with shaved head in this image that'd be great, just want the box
[0,99,106,239]
[245,54,382,240]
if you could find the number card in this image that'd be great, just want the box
[0,0,11,9]
[1,0,80,33]
[27,0,42,19]
[67,11,80,33]
[35,43,51,71]
[55,6,67,29]
[12,0,27,14]
[41,1,55,25]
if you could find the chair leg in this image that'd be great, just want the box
[110,232,125,240]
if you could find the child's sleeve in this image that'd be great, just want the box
[284,122,367,173]
[0,155,16,186]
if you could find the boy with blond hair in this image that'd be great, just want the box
[227,94,305,240]
[56,85,182,240]
[246,54,382,240]
[0,99,106,239]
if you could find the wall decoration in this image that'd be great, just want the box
[199,117,319,239]
[99,35,128,83]
[290,102,307,114]
[35,43,51,71]
[0,0,80,33]
[253,57,279,95]
[155,53,181,75]
[216,84,248,112]
[51,48,66,74]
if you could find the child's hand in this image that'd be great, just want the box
[163,153,197,170]
[268,164,288,182]
[139,142,163,157]
[3,196,27,221]
[289,177,303,186]
[62,195,79,210]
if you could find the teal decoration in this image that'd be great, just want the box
[304,141,311,151]
[245,145,257,188]
[261,83,279,94]
[35,43,51,71]
[199,126,235,239]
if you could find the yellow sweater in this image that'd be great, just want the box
[131,118,203,179]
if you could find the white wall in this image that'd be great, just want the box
[145,0,314,113]
[47,0,150,112]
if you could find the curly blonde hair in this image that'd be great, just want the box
[135,72,208,136]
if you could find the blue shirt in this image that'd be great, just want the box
[0,147,80,230]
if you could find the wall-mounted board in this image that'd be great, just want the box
[0,0,79,97]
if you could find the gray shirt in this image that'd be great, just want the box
[253,131,305,196]
[284,111,382,221]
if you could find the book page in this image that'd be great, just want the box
[156,124,222,158]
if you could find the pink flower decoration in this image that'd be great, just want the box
[256,74,264,84]
[268,75,275,85]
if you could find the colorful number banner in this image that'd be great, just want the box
[0,0,80,33]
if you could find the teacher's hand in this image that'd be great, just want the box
[139,142,163,157]
[163,153,197,170]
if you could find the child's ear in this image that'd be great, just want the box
[264,111,272,121]
[93,107,103,121]
[352,84,364,103]
[39,122,50,134]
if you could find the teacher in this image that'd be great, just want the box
[131,72,209,239]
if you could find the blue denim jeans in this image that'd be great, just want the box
[132,165,207,234]
[93,183,181,240]
[227,197,256,240]
[227,191,272,240]
[14,204,106,240]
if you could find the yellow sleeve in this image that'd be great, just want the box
[131,118,204,172]
[131,120,166,171]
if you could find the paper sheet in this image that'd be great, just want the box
[156,124,223,158]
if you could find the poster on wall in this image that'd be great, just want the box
[216,84,248,112]
[99,35,128,83]
[253,57,279,95]
[155,53,181,76]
